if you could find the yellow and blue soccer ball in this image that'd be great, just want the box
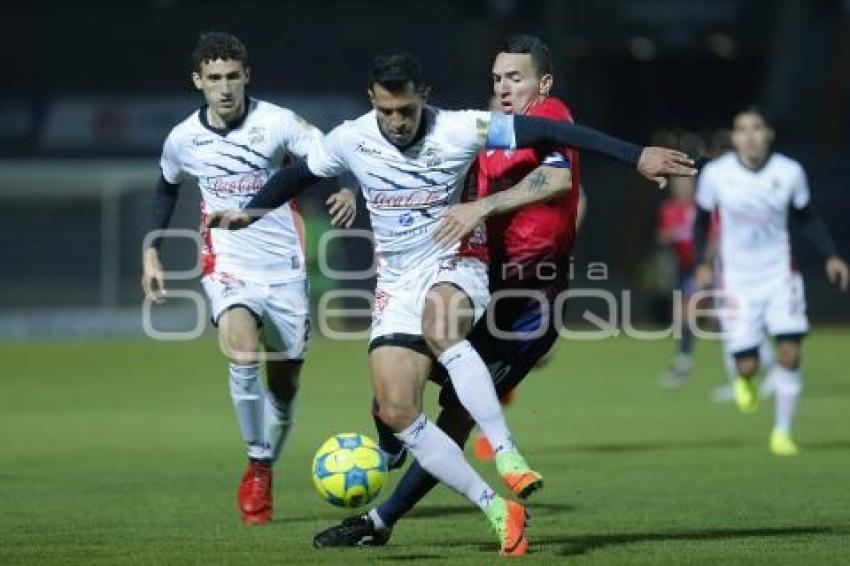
[312,433,388,508]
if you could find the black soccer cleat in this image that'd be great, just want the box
[313,515,392,548]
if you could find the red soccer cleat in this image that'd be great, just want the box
[237,461,273,525]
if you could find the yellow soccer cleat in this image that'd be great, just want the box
[734,377,759,414]
[496,450,544,500]
[770,429,800,456]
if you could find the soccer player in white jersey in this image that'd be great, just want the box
[209,51,693,554]
[140,32,354,524]
[694,107,848,455]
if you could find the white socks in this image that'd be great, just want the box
[229,363,296,461]
[229,363,266,460]
[771,365,802,434]
[437,340,515,454]
[395,413,495,512]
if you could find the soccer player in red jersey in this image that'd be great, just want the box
[657,176,698,387]
[313,34,585,548]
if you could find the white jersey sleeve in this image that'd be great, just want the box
[790,162,811,209]
[439,110,491,157]
[273,109,323,160]
[695,164,718,211]
[306,124,349,178]
[160,130,186,184]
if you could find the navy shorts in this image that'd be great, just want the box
[432,276,568,411]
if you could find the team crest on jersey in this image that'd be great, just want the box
[248,126,266,145]
[420,144,442,167]
[438,258,459,273]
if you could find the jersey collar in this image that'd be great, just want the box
[198,97,253,136]
[735,151,773,174]
[375,106,435,152]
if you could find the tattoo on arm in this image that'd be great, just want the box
[526,170,549,195]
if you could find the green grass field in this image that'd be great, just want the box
[2,331,849,564]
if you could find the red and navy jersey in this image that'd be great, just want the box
[476,96,581,282]
[657,200,696,268]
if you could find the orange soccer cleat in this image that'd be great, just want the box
[473,432,496,461]
[488,498,530,556]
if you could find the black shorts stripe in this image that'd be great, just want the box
[368,333,433,358]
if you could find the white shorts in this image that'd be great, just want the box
[718,272,809,354]
[369,256,490,350]
[201,272,309,360]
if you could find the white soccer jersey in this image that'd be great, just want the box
[306,107,491,279]
[160,98,322,283]
[697,152,810,286]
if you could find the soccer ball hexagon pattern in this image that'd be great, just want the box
[312,433,388,508]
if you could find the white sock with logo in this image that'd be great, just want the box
[229,363,267,460]
[438,340,515,454]
[395,413,495,512]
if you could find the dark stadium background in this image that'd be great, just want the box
[1,0,848,336]
[3,3,850,564]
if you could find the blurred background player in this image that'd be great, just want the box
[141,31,353,524]
[657,175,697,387]
[693,107,849,455]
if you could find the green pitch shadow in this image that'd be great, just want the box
[533,525,841,556]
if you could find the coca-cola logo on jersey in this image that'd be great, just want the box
[371,188,448,209]
[205,170,270,196]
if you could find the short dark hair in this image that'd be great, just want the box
[192,31,249,72]
[368,51,424,92]
[497,34,553,77]
[733,105,772,128]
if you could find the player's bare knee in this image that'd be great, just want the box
[422,288,472,355]
[776,342,801,370]
[422,323,461,356]
[377,401,419,432]
[735,356,759,378]
[221,333,259,363]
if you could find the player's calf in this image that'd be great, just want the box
[371,398,408,470]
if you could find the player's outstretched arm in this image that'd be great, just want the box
[487,114,696,187]
[206,160,325,229]
[142,176,181,304]
[434,165,570,247]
